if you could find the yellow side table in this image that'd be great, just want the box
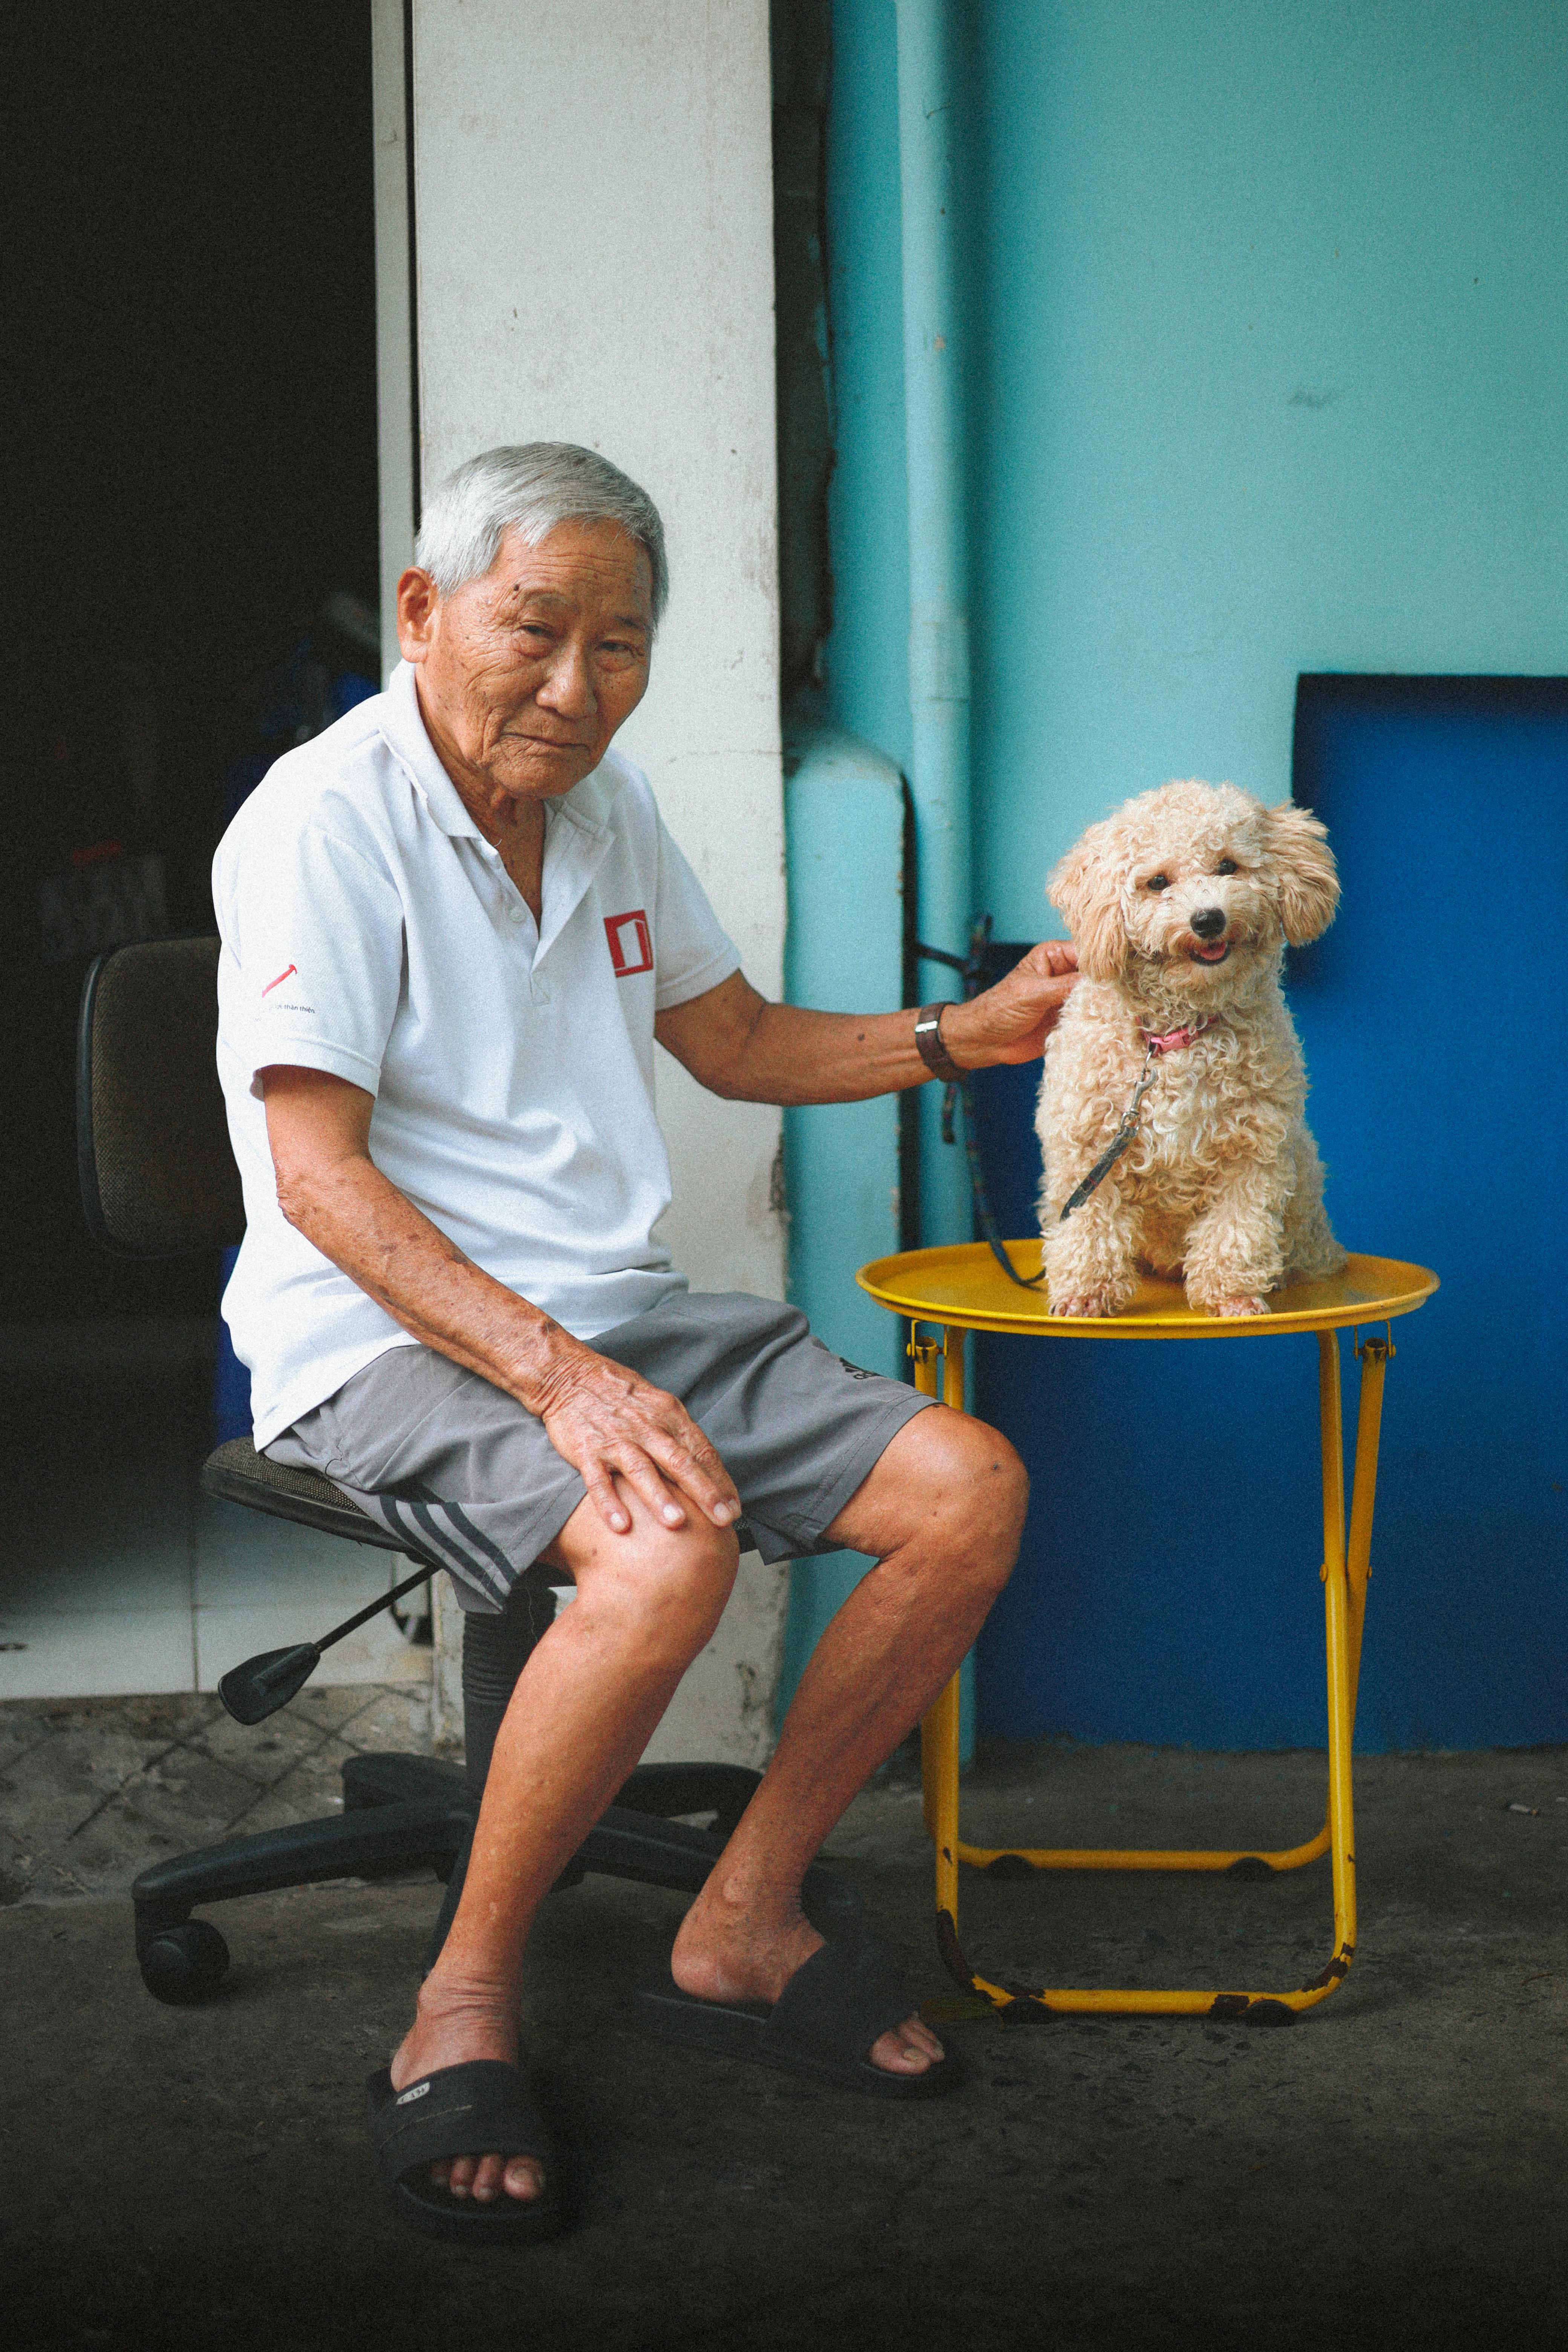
[856,1246,1438,2025]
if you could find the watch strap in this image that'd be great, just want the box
[914,1003,963,1085]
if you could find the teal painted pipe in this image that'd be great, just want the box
[897,0,977,1761]
[775,724,975,1763]
[896,0,972,1256]
[777,725,905,1720]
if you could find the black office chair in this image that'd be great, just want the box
[77,937,841,2006]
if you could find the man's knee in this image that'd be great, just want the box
[949,1417,1027,1580]
[573,1514,740,1665]
[883,1406,1028,1585]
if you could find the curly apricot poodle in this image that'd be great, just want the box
[1037,779,1345,1319]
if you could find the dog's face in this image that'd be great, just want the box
[1047,779,1338,995]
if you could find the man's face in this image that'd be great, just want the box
[397,518,654,804]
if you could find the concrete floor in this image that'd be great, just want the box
[3,1703,1564,2352]
[0,1684,437,1904]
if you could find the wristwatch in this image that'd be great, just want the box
[914,1003,964,1085]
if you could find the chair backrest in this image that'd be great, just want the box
[77,936,245,1256]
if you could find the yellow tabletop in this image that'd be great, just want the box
[856,1245,1438,1339]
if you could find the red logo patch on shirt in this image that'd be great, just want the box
[262,963,297,997]
[603,910,653,977]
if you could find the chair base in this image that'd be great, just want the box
[131,1754,852,2007]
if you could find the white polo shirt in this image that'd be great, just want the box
[213,660,740,1449]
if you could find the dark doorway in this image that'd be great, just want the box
[2,0,379,1324]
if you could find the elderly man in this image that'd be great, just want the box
[214,444,1076,2243]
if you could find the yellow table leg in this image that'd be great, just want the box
[940,1323,966,1415]
[917,1320,1396,2022]
[914,1332,963,1935]
[1319,1330,1357,1985]
[1346,1334,1392,1733]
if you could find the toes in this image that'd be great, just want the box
[868,2028,924,2071]
[432,2153,542,2203]
[1216,1295,1268,1318]
[868,2016,945,2074]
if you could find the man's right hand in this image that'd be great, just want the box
[526,1341,740,1536]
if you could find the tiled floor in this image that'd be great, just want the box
[0,1319,430,1700]
[0,1680,443,1905]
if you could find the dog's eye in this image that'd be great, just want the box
[1216,858,1237,876]
[1145,873,1169,893]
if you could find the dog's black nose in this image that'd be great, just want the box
[1190,906,1227,940]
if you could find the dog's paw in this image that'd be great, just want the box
[1049,1291,1116,1318]
[1214,1294,1269,1318]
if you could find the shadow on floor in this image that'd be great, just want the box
[3,1725,1563,2352]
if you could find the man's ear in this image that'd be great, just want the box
[1048,824,1127,981]
[1265,801,1340,945]
[395,566,439,664]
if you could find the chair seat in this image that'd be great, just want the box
[202,1437,414,1555]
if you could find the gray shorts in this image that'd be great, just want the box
[265,1291,931,1613]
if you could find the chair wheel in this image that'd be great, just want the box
[139,1919,230,2005]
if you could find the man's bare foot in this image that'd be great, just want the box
[669,1897,944,2076]
[388,1979,544,2205]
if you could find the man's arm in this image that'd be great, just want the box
[260,1067,741,1537]
[652,941,1079,1106]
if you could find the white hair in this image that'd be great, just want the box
[414,443,669,625]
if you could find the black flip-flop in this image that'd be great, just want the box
[366,2058,568,2244]
[634,1926,959,2101]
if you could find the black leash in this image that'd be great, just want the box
[916,919,1048,1292]
[957,1075,1048,1285]
[1055,1045,1160,1221]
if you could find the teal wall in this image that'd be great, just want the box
[794,0,1568,1749]
[822,0,1568,922]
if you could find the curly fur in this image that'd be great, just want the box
[1036,779,1346,1318]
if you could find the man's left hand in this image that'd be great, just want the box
[943,939,1080,1069]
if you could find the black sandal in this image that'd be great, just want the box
[366,2058,568,2244]
[634,1926,958,2101]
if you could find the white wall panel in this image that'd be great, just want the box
[402,1,787,1753]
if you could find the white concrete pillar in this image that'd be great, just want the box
[383,0,788,1762]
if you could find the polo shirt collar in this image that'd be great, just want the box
[537,799,614,966]
[380,660,485,838]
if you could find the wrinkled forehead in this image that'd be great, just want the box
[483,519,655,618]
[1119,784,1264,876]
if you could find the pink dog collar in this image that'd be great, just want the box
[1141,1017,1213,1055]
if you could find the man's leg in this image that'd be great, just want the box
[671,1404,1027,2071]
[389,1488,740,2204]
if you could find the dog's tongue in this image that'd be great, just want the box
[1190,941,1229,963]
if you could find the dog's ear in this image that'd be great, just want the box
[1048,824,1127,980]
[1265,801,1339,945]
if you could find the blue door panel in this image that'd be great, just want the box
[972,677,1567,1751]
